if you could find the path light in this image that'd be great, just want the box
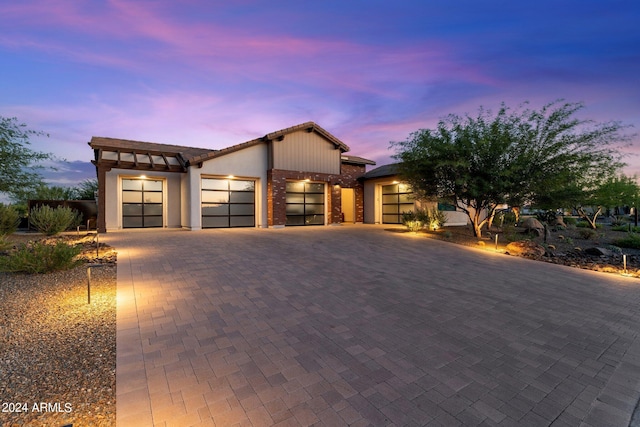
[86,263,105,304]
[495,234,499,251]
[623,254,628,275]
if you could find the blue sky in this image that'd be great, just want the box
[1,0,639,187]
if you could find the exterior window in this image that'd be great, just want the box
[286,181,325,226]
[122,178,163,228]
[381,183,413,224]
[202,178,255,228]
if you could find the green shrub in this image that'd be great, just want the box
[29,205,81,236]
[578,228,597,240]
[612,224,640,233]
[427,207,448,229]
[0,235,12,252]
[564,217,578,226]
[0,204,20,235]
[613,233,640,249]
[0,240,83,273]
[576,220,602,229]
[401,207,449,232]
[401,211,423,232]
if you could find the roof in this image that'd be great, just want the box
[362,163,400,179]
[89,122,368,169]
[341,155,376,166]
[265,122,350,152]
[188,121,352,164]
[89,137,212,159]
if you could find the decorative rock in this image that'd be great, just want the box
[505,240,546,257]
[584,247,613,257]
[550,215,566,229]
[522,217,545,236]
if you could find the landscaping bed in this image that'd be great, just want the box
[0,233,116,427]
[414,221,640,278]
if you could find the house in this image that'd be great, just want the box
[89,122,376,232]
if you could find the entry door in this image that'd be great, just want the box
[122,178,163,228]
[341,188,355,223]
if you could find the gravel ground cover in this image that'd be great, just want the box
[0,234,116,427]
[410,222,640,278]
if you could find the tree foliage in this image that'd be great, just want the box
[392,101,630,237]
[0,116,52,199]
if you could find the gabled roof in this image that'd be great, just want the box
[188,121,351,164]
[265,122,350,152]
[363,163,400,179]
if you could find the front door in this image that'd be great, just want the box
[341,188,355,223]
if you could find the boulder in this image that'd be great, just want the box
[550,215,566,229]
[522,217,545,236]
[584,247,613,257]
[506,240,546,257]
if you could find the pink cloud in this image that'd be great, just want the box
[0,0,492,98]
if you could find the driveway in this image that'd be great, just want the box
[105,225,640,426]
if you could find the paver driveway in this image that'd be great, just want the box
[105,225,640,427]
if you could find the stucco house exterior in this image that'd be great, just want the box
[89,122,376,232]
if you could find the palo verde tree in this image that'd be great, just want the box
[0,116,52,200]
[392,101,629,237]
[538,174,640,229]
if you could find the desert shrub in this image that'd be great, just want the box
[563,217,578,225]
[613,233,640,249]
[401,211,423,232]
[0,240,82,273]
[427,207,448,229]
[0,235,12,252]
[578,228,597,239]
[29,205,81,236]
[610,216,628,226]
[402,207,448,232]
[0,204,21,235]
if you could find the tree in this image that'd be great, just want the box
[549,174,640,229]
[11,183,75,205]
[71,178,98,200]
[392,101,629,237]
[0,117,52,199]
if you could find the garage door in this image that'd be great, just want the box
[202,178,255,228]
[382,183,413,224]
[122,178,163,228]
[286,181,325,226]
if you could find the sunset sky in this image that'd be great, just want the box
[1,0,639,186]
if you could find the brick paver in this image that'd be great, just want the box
[106,225,640,426]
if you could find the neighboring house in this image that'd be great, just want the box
[362,163,469,226]
[89,122,375,232]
